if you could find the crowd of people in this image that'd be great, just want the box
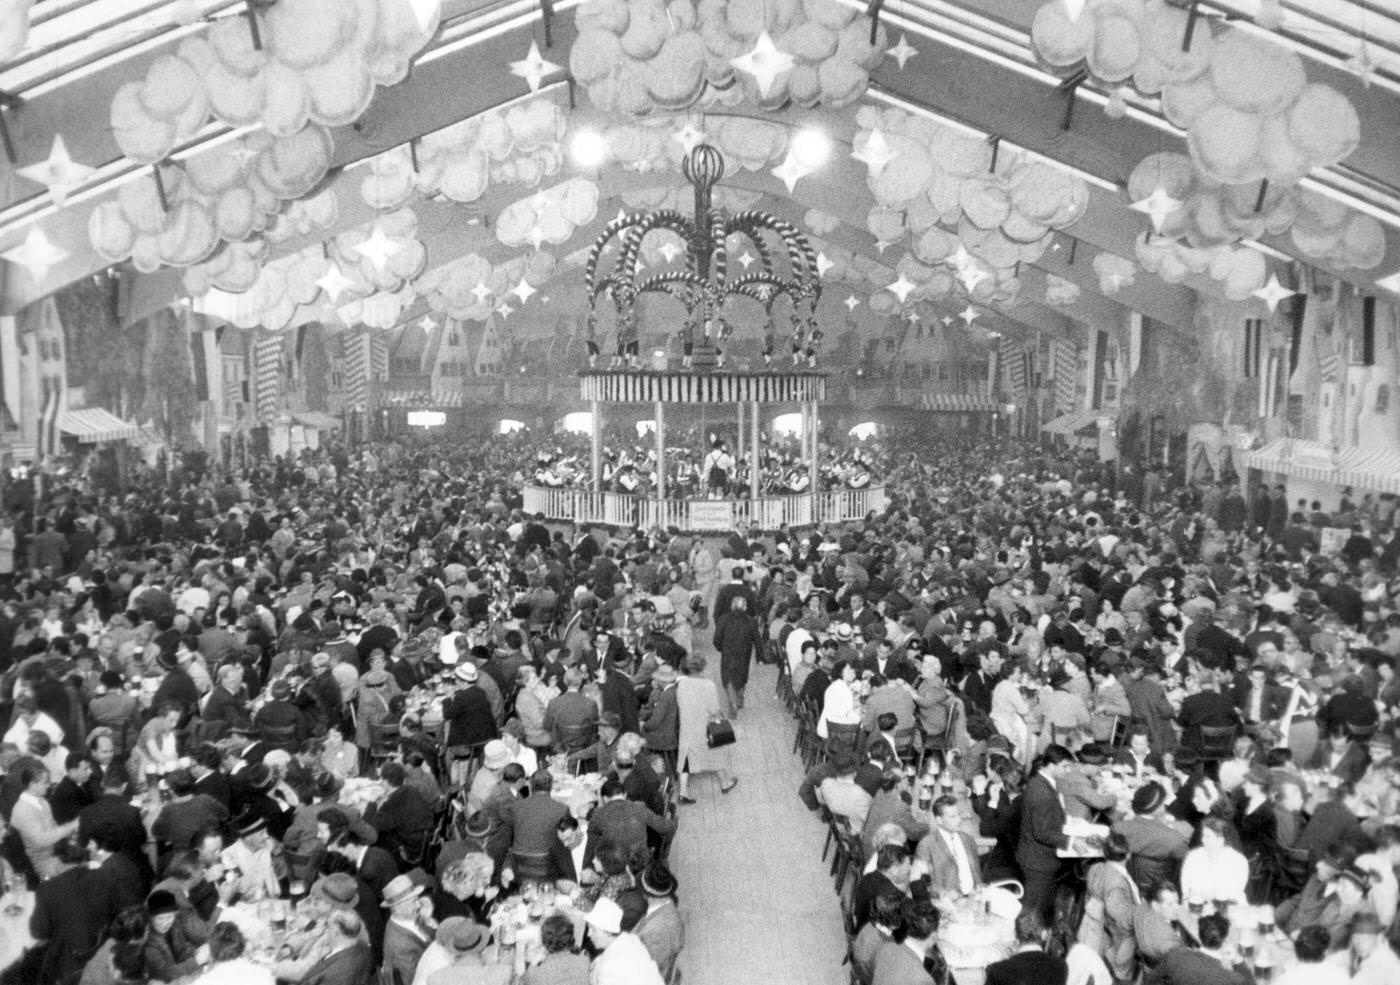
[0,425,1397,985]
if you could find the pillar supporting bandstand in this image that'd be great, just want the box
[527,369,886,532]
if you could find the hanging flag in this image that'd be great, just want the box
[0,316,18,425]
[1052,337,1078,413]
[343,331,368,412]
[370,333,388,381]
[1000,337,1026,404]
[254,335,282,422]
[475,317,502,376]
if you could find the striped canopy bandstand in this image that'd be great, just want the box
[578,370,825,405]
[919,393,999,413]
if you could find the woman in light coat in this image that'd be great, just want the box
[675,654,736,801]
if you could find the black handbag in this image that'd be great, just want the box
[706,717,736,748]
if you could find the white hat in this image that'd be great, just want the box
[583,897,623,935]
[483,740,511,770]
[454,662,479,683]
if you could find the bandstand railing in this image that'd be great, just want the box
[522,485,886,531]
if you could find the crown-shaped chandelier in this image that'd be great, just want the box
[585,143,824,369]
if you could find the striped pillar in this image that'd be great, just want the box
[344,331,369,412]
[254,335,283,423]
[1052,338,1078,414]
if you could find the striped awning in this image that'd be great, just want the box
[1042,409,1100,435]
[380,389,465,408]
[59,407,143,443]
[0,441,37,462]
[291,410,342,430]
[1241,438,1400,495]
[920,393,998,412]
[580,370,826,404]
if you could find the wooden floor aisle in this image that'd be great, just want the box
[669,646,848,985]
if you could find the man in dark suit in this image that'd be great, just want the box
[587,777,675,859]
[501,771,570,879]
[1175,676,1238,752]
[190,744,233,812]
[1112,728,1165,777]
[31,839,110,985]
[49,752,95,824]
[1146,913,1250,985]
[365,762,434,860]
[301,909,373,985]
[442,662,500,750]
[614,744,665,815]
[1233,664,1288,734]
[985,910,1069,985]
[870,898,942,985]
[959,649,1004,715]
[1016,745,1074,920]
[852,843,913,930]
[545,815,597,892]
[78,767,154,892]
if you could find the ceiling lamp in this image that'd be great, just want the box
[790,127,831,169]
[569,129,610,170]
[585,143,825,368]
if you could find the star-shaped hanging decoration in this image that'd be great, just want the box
[729,31,794,98]
[941,316,954,327]
[959,305,980,327]
[657,241,683,263]
[419,315,439,334]
[886,34,919,70]
[471,282,493,305]
[1347,44,1376,88]
[354,225,401,272]
[495,301,515,319]
[887,274,916,304]
[673,123,707,155]
[874,239,895,255]
[17,135,94,207]
[316,262,355,303]
[959,264,990,292]
[771,152,813,194]
[736,251,756,270]
[1252,273,1297,313]
[816,252,834,278]
[511,278,537,304]
[1,227,68,282]
[1129,186,1184,234]
[1376,270,1400,294]
[509,40,562,94]
[844,295,861,312]
[852,129,895,177]
[1064,0,1088,22]
[948,246,975,271]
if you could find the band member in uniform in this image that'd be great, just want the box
[703,440,733,499]
[786,463,811,494]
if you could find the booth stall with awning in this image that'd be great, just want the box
[1240,438,1400,496]
[59,408,143,444]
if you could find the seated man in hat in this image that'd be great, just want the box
[380,874,434,985]
[1112,781,1190,889]
[585,897,665,985]
[568,712,622,774]
[425,916,508,985]
[153,768,231,857]
[466,740,514,816]
[221,813,283,902]
[544,667,600,753]
[367,762,434,861]
[253,679,307,750]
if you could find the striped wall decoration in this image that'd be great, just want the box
[999,337,1025,404]
[579,370,826,404]
[344,331,369,412]
[1052,338,1078,413]
[254,335,283,422]
[370,333,389,382]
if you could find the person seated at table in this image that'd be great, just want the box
[1175,669,1238,754]
[1144,912,1249,985]
[11,762,80,878]
[864,768,931,861]
[1182,778,1243,851]
[853,844,917,930]
[432,853,498,926]
[861,672,917,737]
[971,756,1024,883]
[870,898,953,985]
[1046,885,1112,985]
[1180,816,1249,907]
[852,891,904,984]
[1317,675,1379,738]
[283,908,372,985]
[1294,781,1367,862]
[1112,727,1164,778]
[1057,744,1120,820]
[466,740,513,816]
[544,667,599,752]
[366,762,434,861]
[984,909,1068,985]
[612,733,664,815]
[1131,881,1196,965]
[1090,662,1134,745]
[1277,841,1357,938]
[863,712,903,764]
[79,904,150,985]
[1217,735,1260,794]
[192,921,275,985]
[521,913,590,985]
[585,896,664,985]
[817,661,862,743]
[1112,782,1190,889]
[381,874,434,985]
[499,769,570,881]
[544,815,598,894]
[568,712,621,776]
[1273,924,1349,985]
[1346,909,1400,985]
[990,662,1034,765]
[1040,668,1092,752]
[1235,763,1280,865]
[816,749,872,835]
[587,776,675,861]
[142,889,204,982]
[915,794,982,900]
[1312,723,1371,785]
[221,813,283,903]
[1311,864,1376,950]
